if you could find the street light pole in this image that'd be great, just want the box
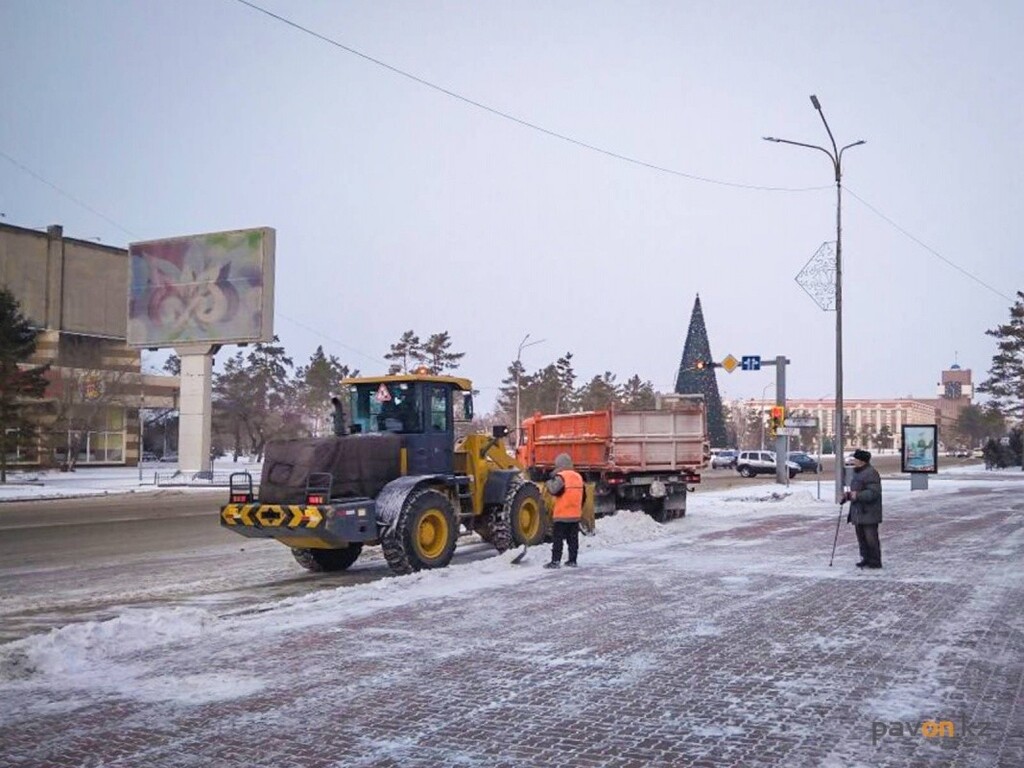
[764,95,864,503]
[514,333,545,442]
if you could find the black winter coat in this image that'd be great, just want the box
[849,464,883,525]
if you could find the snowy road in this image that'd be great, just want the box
[0,490,501,643]
[0,467,848,644]
[1,468,1022,767]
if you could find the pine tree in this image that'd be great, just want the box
[496,360,528,423]
[529,364,564,415]
[0,287,50,482]
[620,374,657,410]
[384,330,423,374]
[421,331,465,374]
[577,372,621,412]
[555,352,578,413]
[674,295,727,446]
[293,346,357,436]
[978,291,1024,422]
[212,336,300,460]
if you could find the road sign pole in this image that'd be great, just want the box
[775,355,788,486]
[757,355,791,486]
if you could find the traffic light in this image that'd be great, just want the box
[769,406,785,437]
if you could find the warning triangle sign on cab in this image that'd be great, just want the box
[375,383,392,403]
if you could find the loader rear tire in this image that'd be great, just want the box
[381,488,458,575]
[506,478,545,547]
[292,544,363,572]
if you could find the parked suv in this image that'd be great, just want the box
[787,451,821,473]
[711,449,739,469]
[735,450,800,479]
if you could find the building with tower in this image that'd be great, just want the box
[738,362,974,452]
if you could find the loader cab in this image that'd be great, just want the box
[343,373,474,475]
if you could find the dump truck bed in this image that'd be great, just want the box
[520,401,707,472]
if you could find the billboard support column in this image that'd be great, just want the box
[176,344,218,473]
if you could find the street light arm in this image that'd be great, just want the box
[763,136,837,168]
[838,140,866,164]
[517,333,531,359]
[811,96,840,172]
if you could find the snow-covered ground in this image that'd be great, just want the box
[1,469,1022,767]
[0,459,263,502]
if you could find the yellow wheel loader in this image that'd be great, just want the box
[220,373,547,576]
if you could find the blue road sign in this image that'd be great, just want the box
[741,355,761,371]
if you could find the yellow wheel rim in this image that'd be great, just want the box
[416,508,449,560]
[518,498,541,540]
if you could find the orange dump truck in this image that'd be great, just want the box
[518,395,709,522]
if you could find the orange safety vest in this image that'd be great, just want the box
[552,469,584,521]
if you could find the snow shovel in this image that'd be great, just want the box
[829,501,847,567]
[510,544,529,565]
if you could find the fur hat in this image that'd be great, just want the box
[554,453,574,470]
[852,448,872,463]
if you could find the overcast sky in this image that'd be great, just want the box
[2,0,1021,412]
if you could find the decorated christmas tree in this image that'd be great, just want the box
[674,295,728,447]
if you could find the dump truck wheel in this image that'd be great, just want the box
[506,478,545,546]
[291,544,363,572]
[382,488,458,574]
[649,498,669,524]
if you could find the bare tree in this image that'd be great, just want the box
[48,366,134,470]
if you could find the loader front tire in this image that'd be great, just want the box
[474,504,513,553]
[292,544,363,572]
[381,488,458,575]
[506,478,545,547]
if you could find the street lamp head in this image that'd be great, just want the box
[762,136,781,142]
[810,94,821,110]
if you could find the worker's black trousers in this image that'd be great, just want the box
[855,523,882,567]
[551,520,580,564]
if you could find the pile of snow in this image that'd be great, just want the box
[0,606,265,706]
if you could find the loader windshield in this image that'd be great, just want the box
[349,381,423,434]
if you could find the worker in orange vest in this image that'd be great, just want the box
[545,453,586,569]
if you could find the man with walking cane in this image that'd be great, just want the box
[845,449,883,569]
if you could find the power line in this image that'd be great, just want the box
[276,312,387,366]
[845,186,1014,302]
[0,149,140,239]
[232,0,828,194]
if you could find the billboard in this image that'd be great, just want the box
[127,227,275,348]
[902,424,938,474]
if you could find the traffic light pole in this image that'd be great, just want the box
[760,355,791,486]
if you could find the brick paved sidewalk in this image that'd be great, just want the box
[1,483,1022,767]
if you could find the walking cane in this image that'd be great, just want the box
[829,501,847,567]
